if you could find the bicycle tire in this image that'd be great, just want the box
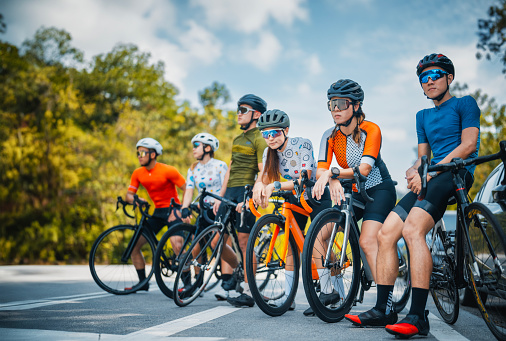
[173,224,224,307]
[246,214,299,316]
[466,202,506,340]
[302,209,361,323]
[153,223,196,299]
[428,225,459,324]
[393,239,411,312]
[89,224,155,295]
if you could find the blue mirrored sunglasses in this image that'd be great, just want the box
[192,142,201,149]
[419,69,448,84]
[261,129,284,139]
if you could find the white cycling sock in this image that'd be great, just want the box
[317,269,332,294]
[243,282,251,296]
[285,270,294,297]
[331,275,345,299]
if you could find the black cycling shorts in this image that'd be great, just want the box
[392,169,473,224]
[352,179,397,224]
[287,187,332,233]
[145,207,182,235]
[217,186,256,234]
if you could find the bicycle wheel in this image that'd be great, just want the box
[89,225,155,295]
[393,239,410,312]
[466,202,506,340]
[204,262,223,292]
[154,223,196,299]
[246,214,300,316]
[428,225,459,324]
[302,209,361,323]
[173,224,224,307]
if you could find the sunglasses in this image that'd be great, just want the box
[261,129,284,139]
[327,98,352,111]
[237,106,256,115]
[137,150,150,157]
[419,69,448,84]
[192,142,201,149]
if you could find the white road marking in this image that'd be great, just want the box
[0,292,111,311]
[428,312,470,341]
[123,306,239,340]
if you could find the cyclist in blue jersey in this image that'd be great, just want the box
[345,54,481,339]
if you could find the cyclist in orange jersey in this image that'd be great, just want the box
[126,137,186,291]
[312,79,397,315]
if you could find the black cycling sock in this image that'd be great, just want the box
[374,284,394,313]
[136,269,146,282]
[182,270,191,286]
[408,287,429,318]
[221,274,232,282]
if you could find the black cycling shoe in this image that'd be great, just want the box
[227,293,255,307]
[345,307,398,327]
[222,276,238,291]
[303,290,340,316]
[125,282,149,292]
[385,310,430,339]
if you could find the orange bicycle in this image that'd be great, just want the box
[245,171,324,316]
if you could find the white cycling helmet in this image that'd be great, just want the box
[136,137,163,155]
[191,133,219,151]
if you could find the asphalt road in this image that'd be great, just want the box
[0,265,498,340]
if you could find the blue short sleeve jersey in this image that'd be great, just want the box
[416,95,480,173]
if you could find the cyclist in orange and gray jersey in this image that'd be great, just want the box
[126,137,186,291]
[312,79,396,315]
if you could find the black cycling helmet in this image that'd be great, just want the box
[258,109,290,130]
[237,94,267,114]
[416,53,455,77]
[327,79,364,103]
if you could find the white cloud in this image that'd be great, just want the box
[178,21,222,64]
[242,31,282,71]
[306,54,323,76]
[190,0,308,33]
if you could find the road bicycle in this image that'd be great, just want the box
[153,189,222,299]
[89,195,179,294]
[420,140,506,340]
[172,186,253,307]
[245,170,318,316]
[301,167,410,323]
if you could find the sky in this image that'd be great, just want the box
[2,0,505,194]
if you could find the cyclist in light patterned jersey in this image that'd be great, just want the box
[252,109,332,313]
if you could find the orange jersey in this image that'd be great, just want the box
[318,120,391,190]
[128,163,185,208]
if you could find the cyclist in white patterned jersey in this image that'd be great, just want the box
[253,109,333,312]
[180,133,238,297]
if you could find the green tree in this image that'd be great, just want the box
[476,0,506,75]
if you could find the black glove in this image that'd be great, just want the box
[181,207,190,219]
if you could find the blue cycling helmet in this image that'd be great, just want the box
[327,79,364,104]
[416,53,454,77]
[237,94,267,114]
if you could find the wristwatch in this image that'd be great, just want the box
[428,171,438,178]
[273,181,281,191]
[330,167,340,179]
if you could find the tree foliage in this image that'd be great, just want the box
[476,0,506,75]
[0,27,237,264]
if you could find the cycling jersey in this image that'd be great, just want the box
[318,120,391,190]
[228,127,267,187]
[262,137,317,181]
[416,95,480,173]
[128,163,185,208]
[186,158,228,204]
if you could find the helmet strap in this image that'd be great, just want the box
[276,131,288,152]
[425,74,449,102]
[240,113,258,130]
[337,103,358,128]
